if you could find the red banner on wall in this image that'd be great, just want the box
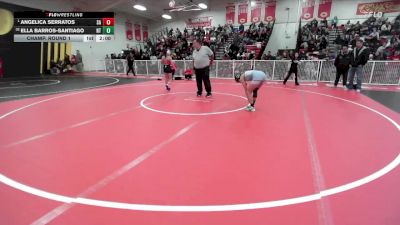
[126,21,133,40]
[226,3,235,25]
[134,24,141,41]
[251,1,262,23]
[301,0,316,20]
[142,25,148,41]
[317,0,332,19]
[356,0,400,15]
[238,3,248,24]
[186,17,212,28]
[264,0,276,22]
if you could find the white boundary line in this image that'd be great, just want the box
[0,83,398,212]
[0,80,61,90]
[324,83,396,91]
[300,91,335,225]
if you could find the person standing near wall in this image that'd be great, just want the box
[347,40,369,92]
[126,52,136,77]
[283,52,300,86]
[192,38,214,97]
[75,50,83,72]
[334,45,351,88]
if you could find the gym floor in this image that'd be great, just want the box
[0,74,399,225]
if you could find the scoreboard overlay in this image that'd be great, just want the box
[14,12,114,42]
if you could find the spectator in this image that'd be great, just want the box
[345,20,352,32]
[248,51,255,60]
[319,36,328,50]
[381,21,392,35]
[393,17,400,33]
[375,43,387,60]
[280,51,290,60]
[75,50,83,72]
[335,35,348,46]
[308,40,317,52]
[389,50,400,60]
[237,52,243,60]
[369,53,374,60]
[319,49,328,60]
[334,45,351,87]
[311,18,319,28]
[354,21,362,33]
[70,54,76,65]
[56,59,63,72]
[239,23,245,33]
[300,41,309,50]
[64,54,71,72]
[347,40,369,92]
[126,52,135,76]
[331,16,339,29]
[321,18,328,27]
[299,50,308,60]
[367,27,379,41]
[262,51,275,60]
[249,22,257,32]
[184,68,193,80]
[351,34,362,48]
[50,60,59,75]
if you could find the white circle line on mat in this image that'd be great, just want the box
[140,92,248,116]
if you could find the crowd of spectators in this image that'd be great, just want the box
[301,14,400,61]
[260,13,400,61]
[104,14,400,63]
[105,21,274,62]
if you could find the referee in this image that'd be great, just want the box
[193,39,214,97]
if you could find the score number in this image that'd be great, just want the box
[102,18,114,35]
[102,26,114,34]
[103,18,114,26]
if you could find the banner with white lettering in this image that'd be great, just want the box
[238,2,248,24]
[226,3,235,25]
[251,1,262,23]
[186,17,212,28]
[264,0,276,22]
[126,21,133,40]
[134,24,141,41]
[142,25,148,41]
